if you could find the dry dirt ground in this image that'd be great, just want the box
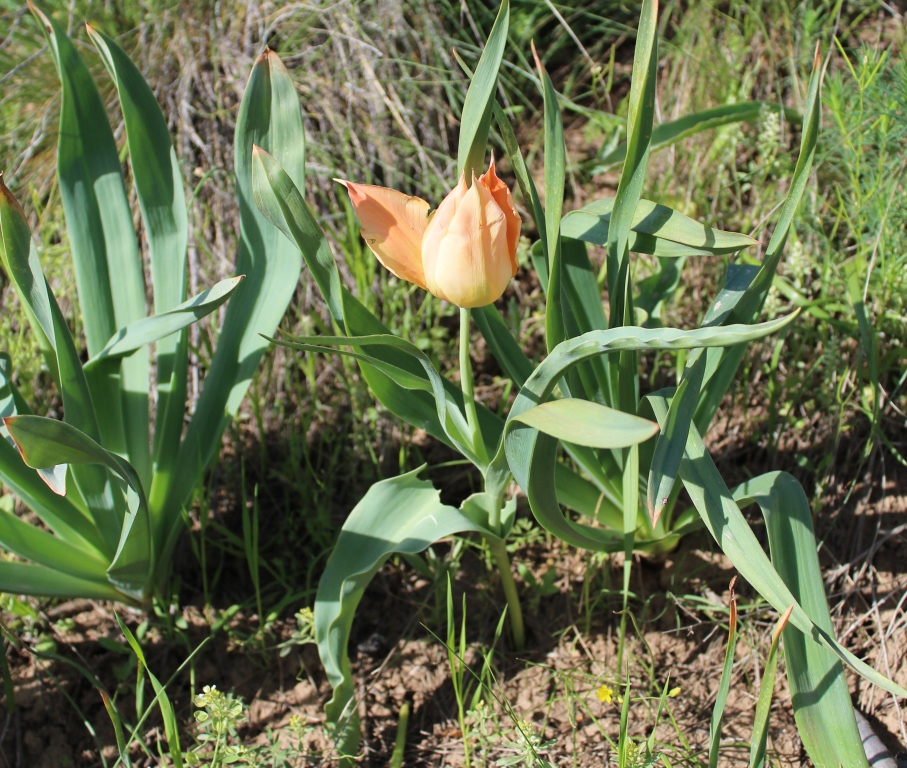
[2,442,905,767]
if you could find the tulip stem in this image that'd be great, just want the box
[488,536,526,650]
[459,308,487,465]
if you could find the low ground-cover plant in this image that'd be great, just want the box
[0,6,303,605]
[253,1,907,764]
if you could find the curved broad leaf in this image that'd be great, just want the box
[735,472,868,767]
[561,198,757,256]
[646,353,706,523]
[497,316,797,551]
[86,277,243,367]
[315,468,493,763]
[6,415,153,601]
[0,354,103,553]
[644,395,907,701]
[514,399,658,449]
[161,49,305,559]
[457,0,509,179]
[271,333,478,466]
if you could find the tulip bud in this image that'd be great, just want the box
[338,157,520,308]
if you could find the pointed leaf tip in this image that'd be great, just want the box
[0,176,26,218]
[530,39,541,71]
[774,604,794,639]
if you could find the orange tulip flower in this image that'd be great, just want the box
[337,158,520,308]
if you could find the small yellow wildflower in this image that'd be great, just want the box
[668,686,681,698]
[596,684,613,703]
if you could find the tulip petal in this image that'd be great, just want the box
[479,157,521,276]
[423,174,510,308]
[336,179,430,290]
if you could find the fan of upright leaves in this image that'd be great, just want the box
[0,6,304,604]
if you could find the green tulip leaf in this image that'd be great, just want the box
[644,394,907,702]
[86,277,243,367]
[496,316,798,552]
[457,0,509,179]
[315,468,493,762]
[163,49,305,554]
[514,399,658,449]
[561,198,757,256]
[5,415,152,601]
[735,472,868,767]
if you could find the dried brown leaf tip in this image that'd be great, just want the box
[0,174,26,219]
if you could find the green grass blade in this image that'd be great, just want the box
[100,691,132,768]
[709,582,738,768]
[315,468,493,763]
[84,24,190,488]
[85,277,243,367]
[116,615,183,768]
[749,606,792,768]
[736,473,868,767]
[33,5,150,475]
[592,101,801,172]
[162,50,304,557]
[456,0,509,179]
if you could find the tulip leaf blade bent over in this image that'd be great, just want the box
[85,277,244,368]
[315,468,495,764]
[734,473,867,767]
[644,393,907,702]
[499,315,798,552]
[6,415,153,602]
